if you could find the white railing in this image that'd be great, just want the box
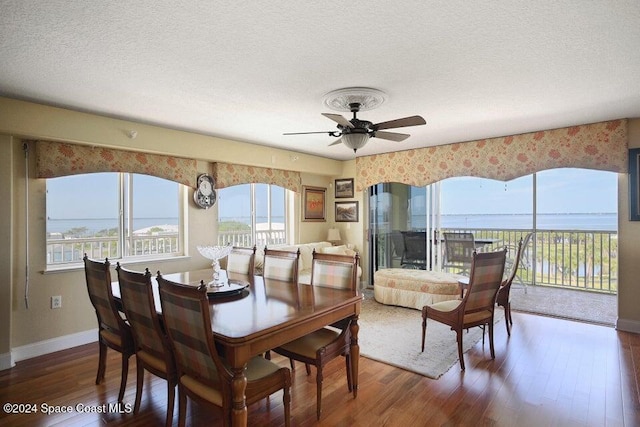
[217,230,287,248]
[46,234,180,264]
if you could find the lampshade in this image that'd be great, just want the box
[341,133,370,152]
[327,228,342,243]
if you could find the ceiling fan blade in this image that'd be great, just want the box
[322,113,354,128]
[374,131,410,142]
[283,131,338,136]
[373,115,426,131]
[329,138,344,146]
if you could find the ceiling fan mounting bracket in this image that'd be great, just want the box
[323,87,387,112]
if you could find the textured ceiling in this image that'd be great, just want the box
[1,1,640,160]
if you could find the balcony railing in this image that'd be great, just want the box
[377,228,618,294]
[217,230,287,248]
[46,234,180,264]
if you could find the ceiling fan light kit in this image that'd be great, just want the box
[285,86,426,153]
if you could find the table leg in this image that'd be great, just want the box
[230,366,248,427]
[349,316,359,398]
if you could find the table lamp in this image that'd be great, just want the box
[327,228,342,245]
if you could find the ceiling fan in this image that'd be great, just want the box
[283,88,426,153]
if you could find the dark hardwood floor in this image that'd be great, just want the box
[1,312,639,426]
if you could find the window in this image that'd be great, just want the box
[217,184,288,247]
[46,173,183,265]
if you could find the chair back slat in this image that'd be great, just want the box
[227,246,256,275]
[158,276,225,386]
[262,248,300,282]
[117,265,168,358]
[83,256,124,334]
[464,249,506,313]
[310,251,359,291]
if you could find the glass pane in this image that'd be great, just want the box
[440,175,534,230]
[217,184,253,246]
[129,174,180,256]
[536,168,617,231]
[46,173,119,263]
[270,186,286,245]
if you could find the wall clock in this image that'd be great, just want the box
[193,173,217,209]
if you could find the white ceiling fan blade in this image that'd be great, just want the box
[329,137,344,146]
[322,113,354,128]
[374,131,410,142]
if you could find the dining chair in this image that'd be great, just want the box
[116,264,177,427]
[157,273,292,427]
[83,254,134,403]
[225,245,257,276]
[262,247,301,282]
[498,236,527,336]
[443,232,476,275]
[421,249,506,370]
[509,232,533,294]
[272,250,360,420]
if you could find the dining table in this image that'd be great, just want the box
[112,268,363,427]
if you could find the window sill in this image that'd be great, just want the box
[42,255,192,274]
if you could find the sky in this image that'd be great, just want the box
[46,168,618,221]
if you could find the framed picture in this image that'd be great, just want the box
[302,186,326,222]
[335,201,359,223]
[335,178,354,198]
[629,148,640,220]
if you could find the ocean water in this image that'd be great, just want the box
[434,213,617,231]
[47,218,179,234]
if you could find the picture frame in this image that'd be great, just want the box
[302,186,326,222]
[335,201,359,223]
[335,178,354,198]
[629,148,640,221]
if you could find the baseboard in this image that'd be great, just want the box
[616,317,640,334]
[11,329,98,363]
[0,351,14,371]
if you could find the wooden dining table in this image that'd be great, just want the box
[112,269,363,427]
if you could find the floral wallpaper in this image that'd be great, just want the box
[356,119,628,191]
[35,140,198,187]
[213,162,302,193]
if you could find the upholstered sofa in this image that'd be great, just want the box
[255,241,361,285]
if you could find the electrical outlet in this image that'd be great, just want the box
[51,295,62,309]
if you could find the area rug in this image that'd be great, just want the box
[358,291,504,379]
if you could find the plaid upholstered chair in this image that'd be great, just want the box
[116,264,177,427]
[83,255,134,403]
[272,250,360,420]
[226,245,257,276]
[157,273,291,427]
[421,249,506,370]
[262,247,301,282]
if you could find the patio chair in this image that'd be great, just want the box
[509,232,533,293]
[401,231,428,269]
[497,237,526,336]
[443,232,476,275]
[421,249,506,370]
[272,250,359,420]
[83,255,134,403]
[157,274,292,426]
[390,230,405,267]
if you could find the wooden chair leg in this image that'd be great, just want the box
[345,354,353,393]
[421,313,427,352]
[289,358,295,371]
[283,380,291,427]
[305,363,311,376]
[177,386,187,427]
[165,379,176,427]
[118,353,130,403]
[504,305,512,336]
[315,366,323,420]
[456,329,465,370]
[134,363,144,413]
[489,321,496,359]
[96,340,107,384]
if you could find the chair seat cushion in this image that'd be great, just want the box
[245,355,282,381]
[428,299,462,312]
[277,328,340,359]
[180,374,223,406]
[100,329,122,347]
[137,350,168,374]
